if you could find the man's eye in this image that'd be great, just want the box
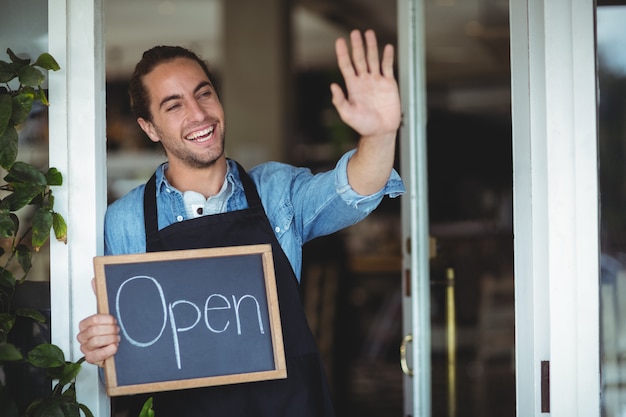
[199,91,212,99]
[166,104,181,111]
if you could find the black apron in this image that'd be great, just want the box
[114,162,335,417]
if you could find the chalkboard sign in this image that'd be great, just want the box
[93,244,286,396]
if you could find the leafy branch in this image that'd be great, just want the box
[0,48,89,417]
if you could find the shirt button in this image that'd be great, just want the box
[275,226,281,233]
[177,215,183,221]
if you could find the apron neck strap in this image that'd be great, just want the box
[143,161,262,236]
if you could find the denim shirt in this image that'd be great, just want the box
[104,149,405,281]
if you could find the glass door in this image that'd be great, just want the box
[598,3,626,416]
[400,1,514,416]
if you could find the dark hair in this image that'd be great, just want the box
[128,46,218,121]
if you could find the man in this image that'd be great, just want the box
[77,29,404,416]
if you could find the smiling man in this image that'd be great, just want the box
[77,29,404,416]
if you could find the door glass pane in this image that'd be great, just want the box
[424,1,514,416]
[598,4,626,417]
[0,2,53,411]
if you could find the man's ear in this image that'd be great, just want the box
[137,118,160,143]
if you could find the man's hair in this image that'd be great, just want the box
[128,46,218,121]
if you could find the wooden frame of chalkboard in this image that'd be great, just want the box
[93,244,286,396]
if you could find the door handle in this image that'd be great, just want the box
[400,334,413,376]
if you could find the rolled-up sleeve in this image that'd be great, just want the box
[334,149,405,213]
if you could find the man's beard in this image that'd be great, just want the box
[179,143,225,169]
[158,128,226,169]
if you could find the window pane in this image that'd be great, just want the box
[598,5,626,417]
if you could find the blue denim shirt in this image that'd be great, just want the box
[104,149,405,281]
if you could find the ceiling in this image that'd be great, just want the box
[104,0,511,113]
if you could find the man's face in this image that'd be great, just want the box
[138,57,225,170]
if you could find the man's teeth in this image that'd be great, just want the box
[186,127,214,141]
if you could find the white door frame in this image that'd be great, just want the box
[510,0,600,415]
[48,0,109,414]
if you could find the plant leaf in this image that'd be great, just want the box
[16,308,45,323]
[77,403,95,417]
[34,53,60,71]
[0,124,18,169]
[11,91,34,126]
[6,161,47,185]
[27,343,65,368]
[32,208,53,251]
[0,93,12,136]
[26,397,66,417]
[62,383,76,398]
[54,362,82,386]
[59,402,81,417]
[18,65,44,87]
[6,48,30,65]
[139,397,155,417]
[0,209,18,238]
[0,312,16,337]
[0,60,16,83]
[46,167,63,186]
[0,269,15,289]
[0,341,23,361]
[2,183,44,211]
[52,212,68,244]
[15,244,33,275]
[38,87,49,106]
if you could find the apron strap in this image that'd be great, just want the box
[143,161,262,238]
[234,161,263,210]
[143,172,159,244]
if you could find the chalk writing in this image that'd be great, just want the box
[115,274,265,369]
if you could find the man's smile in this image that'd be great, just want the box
[185,125,215,142]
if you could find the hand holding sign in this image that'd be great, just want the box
[77,307,120,367]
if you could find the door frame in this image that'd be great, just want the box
[398,0,431,416]
[510,0,600,415]
[48,0,109,415]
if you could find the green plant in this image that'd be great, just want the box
[139,397,155,417]
[0,49,92,417]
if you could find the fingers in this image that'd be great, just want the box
[335,36,354,78]
[336,29,391,78]
[381,44,395,78]
[350,30,368,75]
[364,30,380,75]
[85,342,119,367]
[330,83,347,107]
[77,314,120,365]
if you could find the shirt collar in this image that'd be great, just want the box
[154,159,243,197]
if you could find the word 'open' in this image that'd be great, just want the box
[115,275,265,369]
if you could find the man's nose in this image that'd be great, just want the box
[187,99,208,121]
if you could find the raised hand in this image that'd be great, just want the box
[330,29,401,139]
[333,30,401,196]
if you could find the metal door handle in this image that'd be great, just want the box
[400,334,413,376]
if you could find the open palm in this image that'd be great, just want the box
[330,30,401,138]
